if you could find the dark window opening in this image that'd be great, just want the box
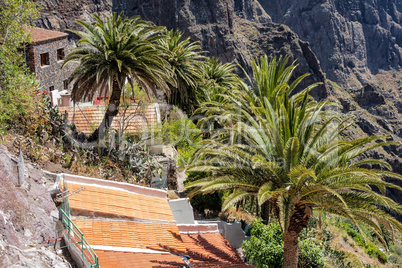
[40,53,49,66]
[63,80,68,90]
[57,48,64,61]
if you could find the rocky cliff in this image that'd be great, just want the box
[259,0,402,88]
[33,0,328,98]
[0,145,70,267]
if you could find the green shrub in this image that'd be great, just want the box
[0,0,39,135]
[242,221,325,268]
[160,118,201,149]
[364,243,387,264]
[242,221,283,268]
[299,238,325,268]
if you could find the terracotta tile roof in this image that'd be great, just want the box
[94,250,187,268]
[23,26,68,43]
[61,174,249,267]
[65,181,175,222]
[59,105,159,134]
[73,219,187,254]
[181,233,248,268]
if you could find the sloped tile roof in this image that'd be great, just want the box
[181,233,249,268]
[94,250,187,268]
[73,219,187,254]
[59,105,158,134]
[23,26,68,43]
[61,174,249,268]
[66,181,175,222]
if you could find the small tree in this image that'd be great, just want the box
[0,0,39,133]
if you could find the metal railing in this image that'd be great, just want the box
[60,177,99,268]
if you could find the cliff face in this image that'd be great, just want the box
[258,0,402,88]
[34,0,112,32]
[33,0,328,98]
[0,145,69,267]
[259,0,402,206]
[110,0,328,97]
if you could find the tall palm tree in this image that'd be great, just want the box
[157,29,204,114]
[186,56,402,268]
[63,12,172,141]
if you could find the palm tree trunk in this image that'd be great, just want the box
[88,78,122,142]
[261,202,270,224]
[282,203,311,268]
[283,230,300,268]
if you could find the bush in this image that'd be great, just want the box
[242,221,283,268]
[299,238,325,268]
[242,221,325,268]
[0,0,39,135]
[364,243,387,264]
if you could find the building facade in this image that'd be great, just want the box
[24,27,74,105]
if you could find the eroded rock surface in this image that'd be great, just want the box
[259,0,402,88]
[0,145,69,268]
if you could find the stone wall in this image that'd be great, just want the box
[27,37,74,94]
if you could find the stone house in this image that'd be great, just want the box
[23,26,74,106]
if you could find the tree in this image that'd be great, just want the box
[196,57,240,103]
[186,55,402,268]
[63,12,172,141]
[157,29,204,114]
[0,0,39,133]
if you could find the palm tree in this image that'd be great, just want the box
[157,29,204,114]
[196,57,240,103]
[63,12,172,141]
[186,56,402,268]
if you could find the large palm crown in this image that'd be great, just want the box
[63,12,171,103]
[186,56,402,267]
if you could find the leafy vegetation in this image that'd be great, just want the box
[243,220,326,268]
[157,29,204,113]
[0,0,39,134]
[186,55,402,267]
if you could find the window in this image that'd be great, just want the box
[57,48,64,61]
[63,79,69,90]
[40,53,49,66]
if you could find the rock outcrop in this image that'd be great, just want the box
[33,0,328,98]
[259,0,402,88]
[0,145,70,268]
[34,0,112,33]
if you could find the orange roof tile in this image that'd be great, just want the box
[59,105,158,134]
[181,233,248,268]
[94,250,187,268]
[23,26,68,43]
[65,181,175,222]
[73,219,187,254]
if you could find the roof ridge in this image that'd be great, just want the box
[61,173,167,198]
